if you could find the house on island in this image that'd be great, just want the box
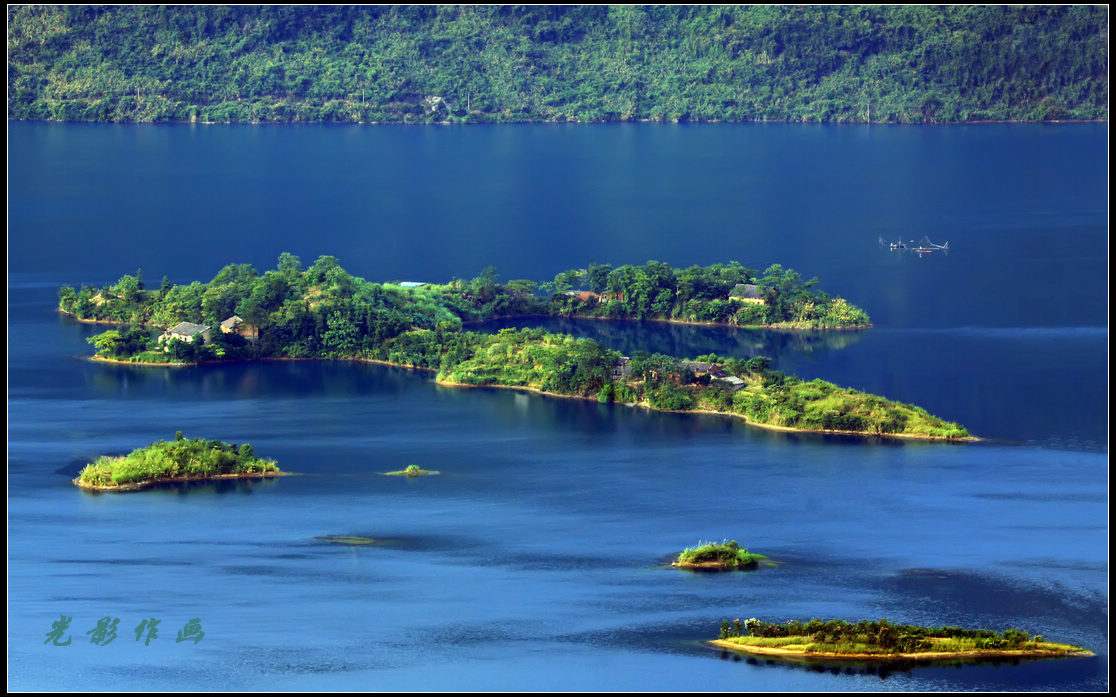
[679,361,717,374]
[562,290,601,303]
[611,356,632,381]
[682,362,749,392]
[220,315,258,341]
[397,281,427,288]
[728,283,766,304]
[160,322,212,345]
[712,374,747,392]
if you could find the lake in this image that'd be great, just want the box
[7,121,1108,691]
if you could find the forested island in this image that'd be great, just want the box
[711,618,1093,662]
[59,254,971,441]
[74,433,284,491]
[8,6,1107,125]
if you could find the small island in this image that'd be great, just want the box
[74,433,284,491]
[711,618,1093,662]
[384,465,439,477]
[673,540,769,570]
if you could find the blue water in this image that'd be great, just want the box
[7,122,1108,690]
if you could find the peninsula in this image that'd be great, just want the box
[711,618,1093,662]
[60,255,972,441]
[74,433,284,491]
[672,540,768,571]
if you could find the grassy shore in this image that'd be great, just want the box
[710,636,1093,662]
[74,434,283,491]
[384,465,439,477]
[712,619,1092,662]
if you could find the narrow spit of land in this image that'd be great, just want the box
[710,619,1093,662]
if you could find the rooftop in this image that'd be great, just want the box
[168,322,209,336]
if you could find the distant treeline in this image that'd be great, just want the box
[8,5,1108,124]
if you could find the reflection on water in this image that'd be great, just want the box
[82,358,431,399]
[74,476,283,497]
[714,649,1091,680]
[472,316,865,362]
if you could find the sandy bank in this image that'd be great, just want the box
[73,470,290,492]
[708,639,1093,661]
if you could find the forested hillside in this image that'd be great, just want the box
[8,5,1108,124]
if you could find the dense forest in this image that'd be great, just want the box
[8,5,1108,124]
[58,255,970,440]
[57,256,870,338]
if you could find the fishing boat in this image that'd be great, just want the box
[880,236,949,254]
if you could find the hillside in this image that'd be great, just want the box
[8,6,1108,124]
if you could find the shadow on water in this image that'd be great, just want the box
[874,568,1107,631]
[309,533,476,553]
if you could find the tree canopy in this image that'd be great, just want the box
[8,6,1108,124]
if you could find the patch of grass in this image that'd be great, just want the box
[676,540,768,569]
[384,464,439,477]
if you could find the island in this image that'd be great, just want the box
[710,618,1093,662]
[672,540,769,571]
[58,254,974,441]
[384,465,439,477]
[74,433,284,492]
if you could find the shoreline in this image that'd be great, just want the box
[463,312,872,332]
[436,378,976,443]
[682,407,978,443]
[14,116,1108,127]
[73,470,290,492]
[708,639,1094,662]
[59,309,149,326]
[90,354,193,367]
[672,561,760,571]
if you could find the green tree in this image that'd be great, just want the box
[115,274,140,303]
[277,252,303,276]
[587,263,612,292]
[322,310,359,354]
[88,330,124,357]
